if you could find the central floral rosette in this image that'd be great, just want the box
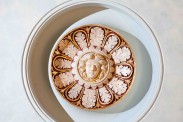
[71,46,114,89]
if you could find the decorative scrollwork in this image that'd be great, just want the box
[50,25,135,109]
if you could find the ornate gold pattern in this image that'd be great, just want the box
[50,25,135,109]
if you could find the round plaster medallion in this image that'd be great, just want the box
[50,25,135,109]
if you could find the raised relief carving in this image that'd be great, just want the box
[78,52,109,83]
[90,27,104,46]
[108,77,127,96]
[112,46,131,64]
[75,32,87,49]
[50,25,135,109]
[104,35,118,52]
[116,65,133,77]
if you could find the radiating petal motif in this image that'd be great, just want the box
[60,59,71,69]
[53,58,72,69]
[54,58,62,68]
[58,39,69,51]
[82,89,97,108]
[59,71,75,87]
[99,87,111,103]
[75,32,87,49]
[116,65,132,77]
[54,75,63,89]
[50,25,135,109]
[104,35,118,52]
[112,46,131,64]
[90,27,104,46]
[108,77,127,95]
[68,84,82,99]
[62,43,79,58]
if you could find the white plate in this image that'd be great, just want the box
[22,0,163,122]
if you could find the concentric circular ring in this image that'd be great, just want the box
[49,24,135,109]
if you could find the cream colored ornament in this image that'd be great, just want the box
[50,25,135,109]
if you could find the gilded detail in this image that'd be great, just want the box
[50,25,135,109]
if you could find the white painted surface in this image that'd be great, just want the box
[0,0,183,122]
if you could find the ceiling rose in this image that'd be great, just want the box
[50,25,135,109]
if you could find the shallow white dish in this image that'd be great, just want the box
[22,0,163,122]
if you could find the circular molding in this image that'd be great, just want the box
[49,24,135,109]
